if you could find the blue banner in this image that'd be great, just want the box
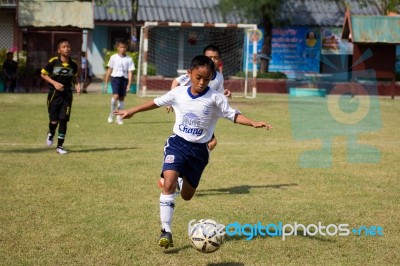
[269,27,321,79]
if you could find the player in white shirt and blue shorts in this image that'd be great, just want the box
[104,41,135,125]
[114,55,272,249]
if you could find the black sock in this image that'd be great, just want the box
[57,136,65,148]
[57,120,67,148]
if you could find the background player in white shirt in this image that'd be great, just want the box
[104,41,135,125]
[114,55,272,249]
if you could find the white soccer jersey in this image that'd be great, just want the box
[175,71,224,94]
[154,86,240,143]
[107,53,135,79]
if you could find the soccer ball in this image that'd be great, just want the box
[188,219,225,253]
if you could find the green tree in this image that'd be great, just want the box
[219,0,281,74]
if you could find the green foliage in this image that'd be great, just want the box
[0,48,8,77]
[218,0,282,23]
[354,0,400,13]
[0,49,27,79]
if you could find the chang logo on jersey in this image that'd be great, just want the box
[179,112,203,136]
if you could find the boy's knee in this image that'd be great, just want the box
[162,183,177,195]
[181,194,193,201]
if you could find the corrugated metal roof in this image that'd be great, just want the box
[18,1,94,29]
[137,0,246,24]
[93,0,132,22]
[0,0,16,8]
[351,15,400,43]
[92,0,399,26]
[276,0,384,26]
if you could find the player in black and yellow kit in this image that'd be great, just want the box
[41,38,81,155]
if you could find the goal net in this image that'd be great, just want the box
[136,22,258,98]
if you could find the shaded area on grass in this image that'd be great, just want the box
[196,183,298,196]
[208,263,245,266]
[163,244,192,254]
[1,146,138,154]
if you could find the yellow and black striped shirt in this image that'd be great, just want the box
[41,56,78,90]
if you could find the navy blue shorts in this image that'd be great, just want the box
[161,135,209,188]
[111,76,128,96]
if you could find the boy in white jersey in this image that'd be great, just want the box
[114,55,272,249]
[168,45,230,151]
[104,41,135,125]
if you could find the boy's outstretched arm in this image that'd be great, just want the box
[234,113,273,130]
[114,100,159,119]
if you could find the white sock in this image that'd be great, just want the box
[118,100,124,110]
[177,177,183,190]
[110,98,116,114]
[160,193,176,233]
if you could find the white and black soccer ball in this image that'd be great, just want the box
[188,219,225,253]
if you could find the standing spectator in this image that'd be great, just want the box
[3,52,18,93]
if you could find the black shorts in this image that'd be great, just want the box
[161,134,209,188]
[47,89,73,121]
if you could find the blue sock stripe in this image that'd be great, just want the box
[160,201,175,208]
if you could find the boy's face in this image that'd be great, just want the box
[188,65,212,95]
[117,43,127,55]
[204,50,220,67]
[58,42,71,57]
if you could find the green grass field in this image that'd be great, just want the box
[0,93,399,265]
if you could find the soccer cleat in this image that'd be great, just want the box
[158,229,173,249]
[46,133,53,146]
[56,146,68,155]
[116,115,124,125]
[107,114,114,123]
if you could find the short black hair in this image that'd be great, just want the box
[57,38,69,48]
[6,52,13,56]
[115,40,128,47]
[203,44,221,56]
[190,55,215,73]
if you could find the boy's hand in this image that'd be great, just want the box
[114,109,134,119]
[76,83,81,95]
[166,106,174,113]
[54,82,64,91]
[224,89,232,98]
[253,121,273,130]
[207,137,217,151]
